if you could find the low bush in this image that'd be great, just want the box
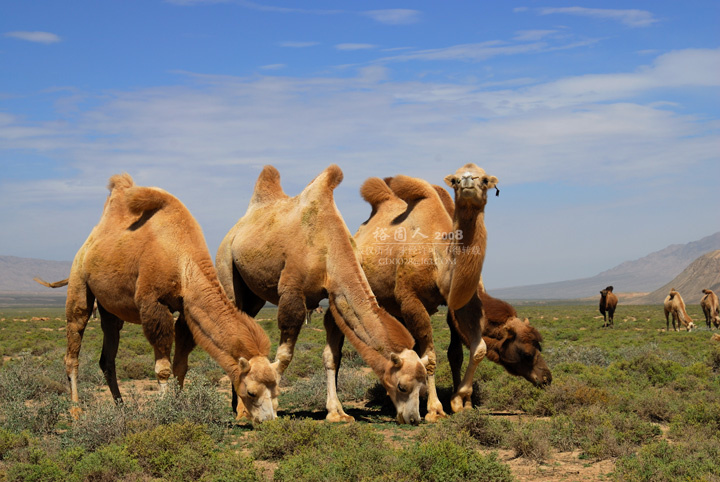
[508,420,551,462]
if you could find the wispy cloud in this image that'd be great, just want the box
[335,43,376,51]
[363,9,420,25]
[259,63,285,70]
[513,29,559,41]
[376,41,545,63]
[532,7,658,27]
[4,31,61,44]
[278,41,319,48]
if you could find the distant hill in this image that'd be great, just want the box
[490,231,720,300]
[0,256,72,293]
[631,250,720,305]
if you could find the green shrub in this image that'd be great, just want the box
[532,378,612,416]
[0,429,31,460]
[63,399,138,451]
[428,409,510,447]
[5,457,67,482]
[614,439,720,481]
[200,450,264,482]
[70,443,141,482]
[508,420,551,462]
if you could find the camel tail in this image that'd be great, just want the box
[387,175,436,203]
[125,187,168,215]
[107,173,135,192]
[33,277,69,288]
[360,177,395,209]
[251,165,287,205]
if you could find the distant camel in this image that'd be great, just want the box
[35,173,280,422]
[663,288,695,332]
[306,306,323,325]
[701,289,720,329]
[599,286,618,328]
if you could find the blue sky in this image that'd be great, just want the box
[1,1,718,290]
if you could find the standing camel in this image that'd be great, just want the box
[599,286,618,328]
[352,163,497,419]
[664,288,695,332]
[701,289,720,329]
[216,165,428,425]
[35,174,280,422]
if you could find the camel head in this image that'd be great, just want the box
[486,318,552,388]
[444,163,499,210]
[234,356,281,423]
[382,349,429,426]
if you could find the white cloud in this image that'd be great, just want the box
[335,43,376,51]
[513,29,558,41]
[4,31,61,44]
[260,63,285,70]
[278,41,319,48]
[363,9,420,25]
[536,7,658,27]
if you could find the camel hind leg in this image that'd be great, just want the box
[97,305,125,403]
[322,310,354,422]
[64,282,95,415]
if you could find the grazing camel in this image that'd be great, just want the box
[35,174,279,422]
[448,289,551,398]
[701,289,720,329]
[216,165,428,425]
[306,306,324,325]
[599,286,618,328]
[664,288,695,332]
[353,164,497,419]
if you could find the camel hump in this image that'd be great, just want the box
[387,175,437,203]
[605,286,614,292]
[107,173,135,192]
[251,165,287,204]
[33,277,69,288]
[317,164,344,191]
[432,185,454,217]
[125,187,168,215]
[360,177,396,209]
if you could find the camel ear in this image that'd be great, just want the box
[523,318,530,325]
[420,354,430,368]
[484,175,499,190]
[270,360,282,376]
[444,174,457,188]
[390,353,403,368]
[238,358,251,376]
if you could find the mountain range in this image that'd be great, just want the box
[2,230,719,304]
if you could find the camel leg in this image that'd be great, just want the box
[664,310,670,331]
[137,296,175,392]
[172,313,196,388]
[447,296,486,413]
[64,282,95,416]
[447,321,464,394]
[322,310,354,422]
[399,296,445,422]
[274,290,306,376]
[451,337,487,413]
[97,305,124,403]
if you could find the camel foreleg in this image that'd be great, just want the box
[322,310,354,422]
[138,298,176,392]
[172,313,196,388]
[450,337,487,413]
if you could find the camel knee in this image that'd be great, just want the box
[155,359,172,382]
[471,339,487,363]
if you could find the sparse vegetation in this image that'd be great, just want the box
[1,303,719,481]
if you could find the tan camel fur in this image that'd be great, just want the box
[664,288,695,332]
[36,173,279,422]
[354,163,497,419]
[448,289,551,395]
[216,165,428,425]
[599,286,618,328]
[701,289,720,329]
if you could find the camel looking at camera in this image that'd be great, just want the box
[216,165,428,425]
[354,163,497,418]
[35,173,279,422]
[664,288,695,332]
[599,286,618,328]
[701,289,720,329]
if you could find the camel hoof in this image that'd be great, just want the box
[450,396,464,414]
[424,410,446,423]
[326,412,355,423]
[69,405,83,420]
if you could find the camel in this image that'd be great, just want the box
[599,286,618,328]
[216,165,428,425]
[306,306,324,325]
[448,289,551,391]
[353,163,497,419]
[701,289,720,329]
[35,174,280,422]
[664,288,695,332]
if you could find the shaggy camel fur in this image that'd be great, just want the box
[599,286,618,328]
[449,289,551,392]
[216,165,428,425]
[664,289,695,332]
[36,174,279,422]
[354,164,497,419]
[701,289,720,329]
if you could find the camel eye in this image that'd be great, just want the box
[247,390,257,398]
[397,384,407,393]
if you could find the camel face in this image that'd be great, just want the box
[383,349,428,426]
[235,356,280,423]
[494,319,551,387]
[444,163,498,209]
